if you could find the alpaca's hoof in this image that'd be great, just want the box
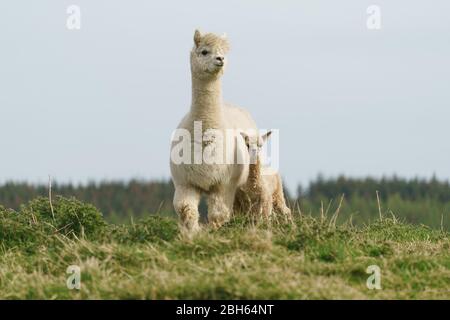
[209,220,224,230]
[179,221,202,238]
[208,215,230,230]
[282,208,293,223]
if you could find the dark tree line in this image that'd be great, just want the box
[0,180,174,222]
[301,175,450,202]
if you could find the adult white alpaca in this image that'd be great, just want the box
[170,30,258,233]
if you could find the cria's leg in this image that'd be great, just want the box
[273,193,291,217]
[273,176,292,220]
[207,187,235,229]
[262,194,273,221]
[173,185,201,234]
[233,188,251,216]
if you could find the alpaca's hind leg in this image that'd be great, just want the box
[273,194,291,215]
[273,177,292,219]
[207,188,235,229]
[173,185,201,234]
[273,192,292,219]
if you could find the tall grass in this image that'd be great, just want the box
[0,196,448,299]
[296,194,449,230]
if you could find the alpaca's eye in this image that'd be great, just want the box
[201,50,209,56]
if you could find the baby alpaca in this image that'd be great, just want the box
[235,132,292,220]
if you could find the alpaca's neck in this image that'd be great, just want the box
[247,157,262,188]
[190,75,224,128]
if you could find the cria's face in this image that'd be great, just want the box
[241,130,272,165]
[249,144,260,164]
[246,137,262,164]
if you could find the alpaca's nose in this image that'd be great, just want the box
[215,56,224,67]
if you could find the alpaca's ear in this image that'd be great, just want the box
[194,29,202,47]
[239,131,250,146]
[261,131,272,144]
[220,33,230,52]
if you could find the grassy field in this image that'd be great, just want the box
[0,196,449,299]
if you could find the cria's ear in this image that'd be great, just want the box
[239,131,250,147]
[261,130,272,144]
[194,29,202,47]
[220,32,227,40]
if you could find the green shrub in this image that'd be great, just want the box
[0,196,106,251]
[21,196,106,237]
[0,205,48,251]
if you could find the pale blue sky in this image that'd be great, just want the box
[1,1,449,192]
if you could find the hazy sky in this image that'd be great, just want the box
[1,0,449,192]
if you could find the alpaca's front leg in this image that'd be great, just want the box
[173,185,201,234]
[207,188,235,229]
[233,188,251,216]
[262,195,273,221]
